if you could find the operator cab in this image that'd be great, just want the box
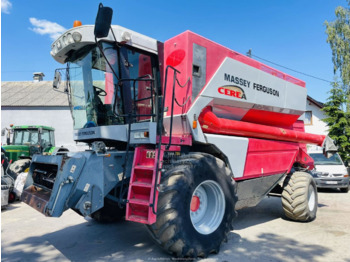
[51,18,162,147]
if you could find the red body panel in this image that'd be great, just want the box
[163,31,306,118]
[240,138,299,180]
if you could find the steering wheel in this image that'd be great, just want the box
[93,86,107,96]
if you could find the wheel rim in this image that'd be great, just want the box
[308,185,316,211]
[190,180,226,235]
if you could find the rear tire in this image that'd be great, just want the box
[146,153,237,258]
[282,172,317,222]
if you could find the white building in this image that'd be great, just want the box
[1,81,79,150]
[303,96,328,136]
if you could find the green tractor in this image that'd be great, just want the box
[1,125,56,176]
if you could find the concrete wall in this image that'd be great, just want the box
[1,106,81,150]
[304,102,328,136]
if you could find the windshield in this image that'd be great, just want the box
[13,129,39,145]
[68,42,156,130]
[310,153,343,165]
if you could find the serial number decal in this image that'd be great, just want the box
[70,165,76,173]
[146,151,156,159]
[83,183,90,192]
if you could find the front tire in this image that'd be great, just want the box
[282,172,317,222]
[146,153,237,258]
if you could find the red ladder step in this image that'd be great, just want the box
[126,145,164,224]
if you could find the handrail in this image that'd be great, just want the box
[150,65,180,215]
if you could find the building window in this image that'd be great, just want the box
[304,111,312,125]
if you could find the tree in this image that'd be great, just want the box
[322,81,350,162]
[325,1,350,96]
[324,1,350,160]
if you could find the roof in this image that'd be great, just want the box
[1,81,69,107]
[307,96,324,109]
[12,125,55,131]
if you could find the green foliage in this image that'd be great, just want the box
[325,1,350,90]
[322,82,350,161]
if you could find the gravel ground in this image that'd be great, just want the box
[1,188,350,262]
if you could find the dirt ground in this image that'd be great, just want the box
[1,188,350,262]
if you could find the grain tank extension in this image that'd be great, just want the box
[21,4,336,258]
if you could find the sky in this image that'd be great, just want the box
[1,0,347,103]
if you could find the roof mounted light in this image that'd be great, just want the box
[72,32,82,42]
[121,31,131,43]
[67,33,74,44]
[57,40,62,50]
[73,20,82,27]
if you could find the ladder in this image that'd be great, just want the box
[125,145,164,224]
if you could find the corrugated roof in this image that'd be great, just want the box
[1,81,69,107]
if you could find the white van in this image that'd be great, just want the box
[308,149,349,193]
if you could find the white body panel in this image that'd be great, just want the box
[200,58,307,118]
[205,134,248,178]
[51,25,158,64]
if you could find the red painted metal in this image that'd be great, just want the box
[126,145,164,224]
[199,107,326,146]
[239,138,300,180]
[190,196,200,212]
[241,109,301,128]
[159,135,192,146]
[163,31,306,116]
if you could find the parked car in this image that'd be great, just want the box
[309,150,349,193]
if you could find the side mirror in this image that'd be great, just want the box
[94,3,113,38]
[345,161,349,167]
[1,128,5,136]
[53,70,62,89]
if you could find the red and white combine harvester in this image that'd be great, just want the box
[21,4,336,258]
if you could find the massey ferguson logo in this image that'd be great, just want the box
[218,85,247,100]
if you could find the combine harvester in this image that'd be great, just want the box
[21,4,336,258]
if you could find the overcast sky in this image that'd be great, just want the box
[1,0,347,102]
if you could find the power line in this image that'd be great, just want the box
[248,52,333,84]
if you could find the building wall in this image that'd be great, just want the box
[304,102,328,136]
[1,106,80,150]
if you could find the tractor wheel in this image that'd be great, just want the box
[282,171,318,222]
[146,153,237,258]
[8,159,31,179]
[90,198,126,223]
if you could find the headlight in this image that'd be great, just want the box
[67,33,75,44]
[57,40,62,50]
[72,32,82,42]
